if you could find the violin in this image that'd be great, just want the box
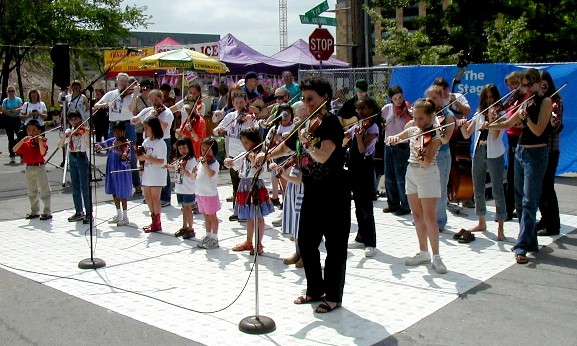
[154,102,165,116]
[354,118,372,136]
[30,137,40,147]
[119,87,134,99]
[274,155,298,178]
[394,101,412,122]
[416,125,435,161]
[114,137,131,160]
[136,145,146,171]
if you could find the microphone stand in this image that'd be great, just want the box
[238,143,276,335]
[77,48,134,270]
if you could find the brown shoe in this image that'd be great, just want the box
[283,253,301,265]
[295,259,304,268]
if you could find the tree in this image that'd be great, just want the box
[0,0,150,100]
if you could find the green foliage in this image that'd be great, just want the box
[366,0,577,64]
[0,0,150,96]
[485,16,530,63]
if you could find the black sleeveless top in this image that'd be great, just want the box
[518,94,550,146]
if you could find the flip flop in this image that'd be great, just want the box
[314,301,342,313]
[515,254,528,264]
[453,228,467,240]
[294,295,322,305]
[458,231,476,243]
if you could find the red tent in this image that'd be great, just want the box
[155,37,182,48]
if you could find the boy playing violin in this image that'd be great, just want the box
[13,120,52,220]
[387,98,447,274]
[61,111,91,224]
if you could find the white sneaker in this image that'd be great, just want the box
[117,218,129,226]
[197,235,209,248]
[272,218,282,227]
[108,215,120,224]
[405,251,431,266]
[204,238,219,249]
[364,247,376,257]
[348,242,365,249]
[432,255,448,274]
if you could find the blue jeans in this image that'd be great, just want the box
[109,121,140,187]
[436,149,451,230]
[384,144,410,210]
[513,146,548,255]
[472,145,506,221]
[160,138,172,203]
[69,153,90,215]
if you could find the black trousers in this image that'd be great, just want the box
[538,150,560,232]
[350,157,377,247]
[298,180,351,303]
[5,116,22,158]
[505,135,518,218]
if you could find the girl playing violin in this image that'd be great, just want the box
[173,84,206,157]
[194,138,221,250]
[381,85,412,215]
[226,127,275,255]
[165,137,198,239]
[138,117,168,233]
[425,85,455,233]
[212,90,258,222]
[387,98,447,274]
[345,97,380,257]
[13,120,52,221]
[95,121,133,226]
[456,84,507,243]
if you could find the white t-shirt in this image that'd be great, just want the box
[195,160,220,197]
[20,101,48,126]
[136,106,174,140]
[98,90,135,121]
[65,93,89,120]
[65,128,90,153]
[219,110,258,157]
[174,157,197,195]
[141,138,167,187]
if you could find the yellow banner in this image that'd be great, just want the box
[103,47,156,72]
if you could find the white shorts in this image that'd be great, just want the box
[405,163,441,198]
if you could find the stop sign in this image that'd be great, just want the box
[309,28,334,61]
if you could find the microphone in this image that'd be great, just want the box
[125,47,144,54]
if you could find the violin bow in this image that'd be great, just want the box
[434,91,470,118]
[29,125,63,139]
[97,139,134,151]
[343,112,380,130]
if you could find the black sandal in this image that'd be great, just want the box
[25,214,40,219]
[458,231,475,243]
[453,228,467,240]
[314,301,341,313]
[294,295,322,305]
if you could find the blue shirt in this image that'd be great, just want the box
[282,82,301,104]
[2,97,23,118]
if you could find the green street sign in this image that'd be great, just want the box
[299,15,337,27]
[304,0,329,19]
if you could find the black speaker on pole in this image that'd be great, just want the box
[50,43,70,90]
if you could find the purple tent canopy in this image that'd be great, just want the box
[271,39,350,69]
[218,33,295,75]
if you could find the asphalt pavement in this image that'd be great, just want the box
[0,128,576,346]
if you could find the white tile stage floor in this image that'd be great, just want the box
[1,182,575,346]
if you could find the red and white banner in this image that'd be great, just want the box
[155,42,220,57]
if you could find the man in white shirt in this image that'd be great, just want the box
[433,77,471,119]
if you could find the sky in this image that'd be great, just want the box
[123,0,338,57]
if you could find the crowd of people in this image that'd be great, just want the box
[1,66,564,313]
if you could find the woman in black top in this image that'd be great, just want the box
[261,77,351,313]
[489,68,552,264]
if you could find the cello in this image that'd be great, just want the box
[447,61,474,203]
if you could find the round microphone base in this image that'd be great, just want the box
[78,258,106,270]
[238,315,276,335]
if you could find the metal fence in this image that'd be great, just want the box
[298,66,394,106]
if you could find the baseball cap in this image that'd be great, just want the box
[244,71,258,80]
[354,79,368,93]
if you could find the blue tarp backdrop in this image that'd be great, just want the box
[389,63,576,175]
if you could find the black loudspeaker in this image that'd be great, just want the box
[51,43,70,90]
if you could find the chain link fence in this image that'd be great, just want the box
[298,66,394,107]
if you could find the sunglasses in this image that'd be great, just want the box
[275,95,286,100]
[521,82,534,88]
[7,90,15,93]
[541,84,549,90]
[301,97,315,103]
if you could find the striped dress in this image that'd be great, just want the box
[282,179,305,236]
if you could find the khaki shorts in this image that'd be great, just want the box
[405,163,441,198]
